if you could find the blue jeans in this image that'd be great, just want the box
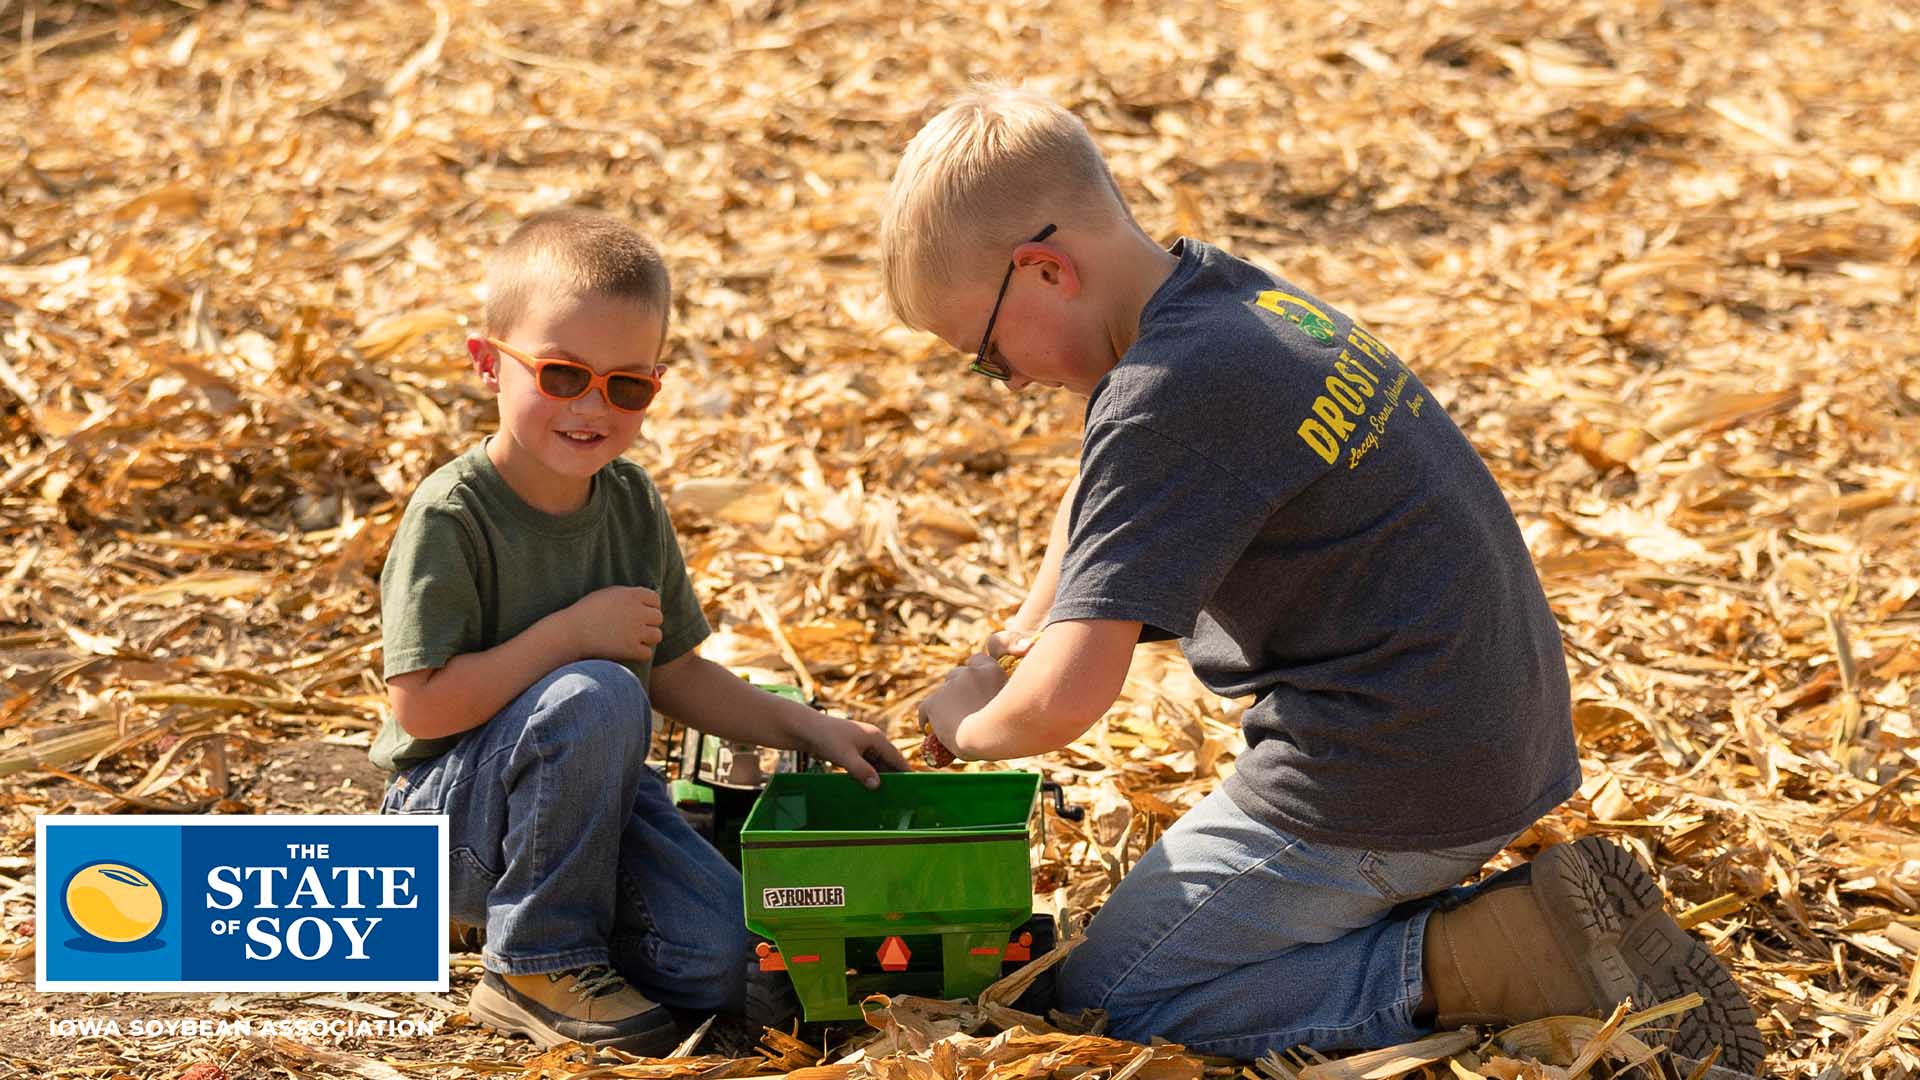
[1057,788,1514,1059]
[380,660,748,1013]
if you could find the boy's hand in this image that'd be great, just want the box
[803,714,911,789]
[565,585,664,663]
[984,628,1039,661]
[918,654,1010,762]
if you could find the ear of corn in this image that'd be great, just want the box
[919,730,956,767]
[921,650,1024,766]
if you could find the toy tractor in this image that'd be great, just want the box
[661,681,818,867]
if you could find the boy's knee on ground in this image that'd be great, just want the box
[1057,933,1178,1018]
[1056,956,1197,1049]
[1055,953,1103,1013]
[1057,957,1147,1017]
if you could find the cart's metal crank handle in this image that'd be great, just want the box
[1042,781,1084,821]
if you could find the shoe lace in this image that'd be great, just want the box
[565,964,629,999]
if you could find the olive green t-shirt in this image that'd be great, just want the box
[370,440,709,772]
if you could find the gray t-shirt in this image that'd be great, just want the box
[1049,240,1577,851]
[371,440,709,772]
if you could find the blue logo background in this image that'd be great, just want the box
[181,824,440,982]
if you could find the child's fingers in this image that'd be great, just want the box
[844,751,881,789]
[985,630,1037,660]
[877,736,912,771]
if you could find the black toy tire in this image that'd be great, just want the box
[1002,913,1056,975]
[1005,913,1058,1015]
[742,935,802,1029]
[744,965,801,1029]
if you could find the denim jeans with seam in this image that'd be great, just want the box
[380,659,748,1013]
[1057,786,1517,1059]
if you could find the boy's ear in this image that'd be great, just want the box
[1018,242,1082,300]
[467,335,501,391]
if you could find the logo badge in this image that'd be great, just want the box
[762,886,845,909]
[1253,289,1339,343]
[38,815,447,992]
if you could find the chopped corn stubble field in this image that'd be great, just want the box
[2,0,1918,1077]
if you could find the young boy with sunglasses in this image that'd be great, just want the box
[887,90,1763,1072]
[372,208,908,1052]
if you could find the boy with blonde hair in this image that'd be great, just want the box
[375,208,907,1051]
[887,90,1762,1071]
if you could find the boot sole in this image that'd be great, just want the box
[1533,838,1765,1074]
[468,976,679,1053]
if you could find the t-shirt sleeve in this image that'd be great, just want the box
[380,502,484,679]
[650,497,710,667]
[1048,419,1276,640]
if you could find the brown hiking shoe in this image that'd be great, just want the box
[467,964,677,1053]
[1425,837,1763,1073]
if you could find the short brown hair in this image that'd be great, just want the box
[881,87,1133,331]
[485,208,671,336]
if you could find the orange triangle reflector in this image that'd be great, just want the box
[877,935,911,971]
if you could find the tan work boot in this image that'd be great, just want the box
[1424,838,1763,1074]
[467,964,677,1053]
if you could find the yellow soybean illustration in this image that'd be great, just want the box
[65,863,164,943]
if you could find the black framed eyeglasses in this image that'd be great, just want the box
[968,223,1058,381]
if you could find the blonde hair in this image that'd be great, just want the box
[881,87,1134,331]
[485,208,671,337]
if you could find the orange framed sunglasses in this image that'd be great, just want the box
[488,338,664,413]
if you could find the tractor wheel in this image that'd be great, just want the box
[743,936,801,1028]
[1002,913,1056,974]
[1005,913,1059,1015]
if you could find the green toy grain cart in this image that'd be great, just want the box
[741,771,1053,1021]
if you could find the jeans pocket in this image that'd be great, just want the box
[1356,838,1509,903]
[452,844,504,882]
